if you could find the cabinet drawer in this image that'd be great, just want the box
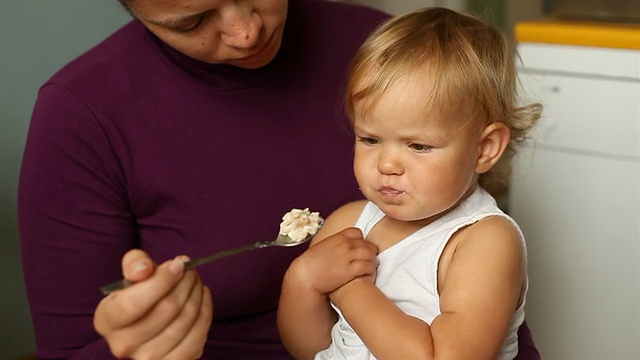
[520,72,639,158]
[517,43,640,79]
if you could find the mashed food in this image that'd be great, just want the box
[279,208,323,242]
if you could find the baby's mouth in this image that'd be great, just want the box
[379,186,405,197]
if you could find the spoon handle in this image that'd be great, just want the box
[184,241,270,269]
[99,241,271,295]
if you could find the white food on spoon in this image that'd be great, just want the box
[279,208,323,242]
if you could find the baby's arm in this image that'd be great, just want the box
[278,201,378,359]
[431,216,525,358]
[331,216,525,360]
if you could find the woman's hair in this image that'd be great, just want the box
[116,0,132,14]
[345,7,542,197]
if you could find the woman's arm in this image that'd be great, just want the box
[19,84,139,359]
[19,85,212,359]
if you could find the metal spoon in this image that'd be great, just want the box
[99,230,318,295]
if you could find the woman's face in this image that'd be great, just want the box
[127,0,288,69]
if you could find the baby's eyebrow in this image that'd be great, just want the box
[353,124,373,134]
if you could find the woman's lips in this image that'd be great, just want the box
[240,43,268,61]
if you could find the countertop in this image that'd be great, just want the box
[515,19,640,50]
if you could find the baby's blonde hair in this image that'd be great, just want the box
[345,7,541,197]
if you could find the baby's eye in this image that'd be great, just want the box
[357,137,379,146]
[410,143,433,152]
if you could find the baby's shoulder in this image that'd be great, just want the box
[323,200,369,230]
[455,215,523,255]
[310,200,368,245]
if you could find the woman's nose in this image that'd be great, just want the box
[219,6,261,49]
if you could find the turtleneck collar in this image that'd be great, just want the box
[143,0,302,91]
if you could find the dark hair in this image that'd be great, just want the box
[116,0,131,13]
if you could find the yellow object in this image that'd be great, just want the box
[515,19,640,50]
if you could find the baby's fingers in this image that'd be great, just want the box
[349,256,378,274]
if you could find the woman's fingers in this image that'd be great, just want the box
[104,266,200,351]
[96,257,187,331]
[121,249,156,282]
[130,271,208,359]
[98,266,213,359]
[130,275,213,360]
[166,286,213,359]
[95,252,215,359]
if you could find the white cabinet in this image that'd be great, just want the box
[509,43,640,359]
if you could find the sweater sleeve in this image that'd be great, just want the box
[18,84,136,359]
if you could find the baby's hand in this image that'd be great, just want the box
[292,227,379,295]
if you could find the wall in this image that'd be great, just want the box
[0,1,130,358]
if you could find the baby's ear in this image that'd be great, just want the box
[475,122,510,174]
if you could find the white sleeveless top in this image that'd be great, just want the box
[315,187,527,360]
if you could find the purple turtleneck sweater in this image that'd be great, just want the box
[19,1,387,358]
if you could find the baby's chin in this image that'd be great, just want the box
[377,201,447,224]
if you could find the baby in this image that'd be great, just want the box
[278,7,541,360]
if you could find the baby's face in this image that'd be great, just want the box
[352,74,481,224]
[128,0,288,69]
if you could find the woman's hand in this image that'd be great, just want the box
[94,249,213,359]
